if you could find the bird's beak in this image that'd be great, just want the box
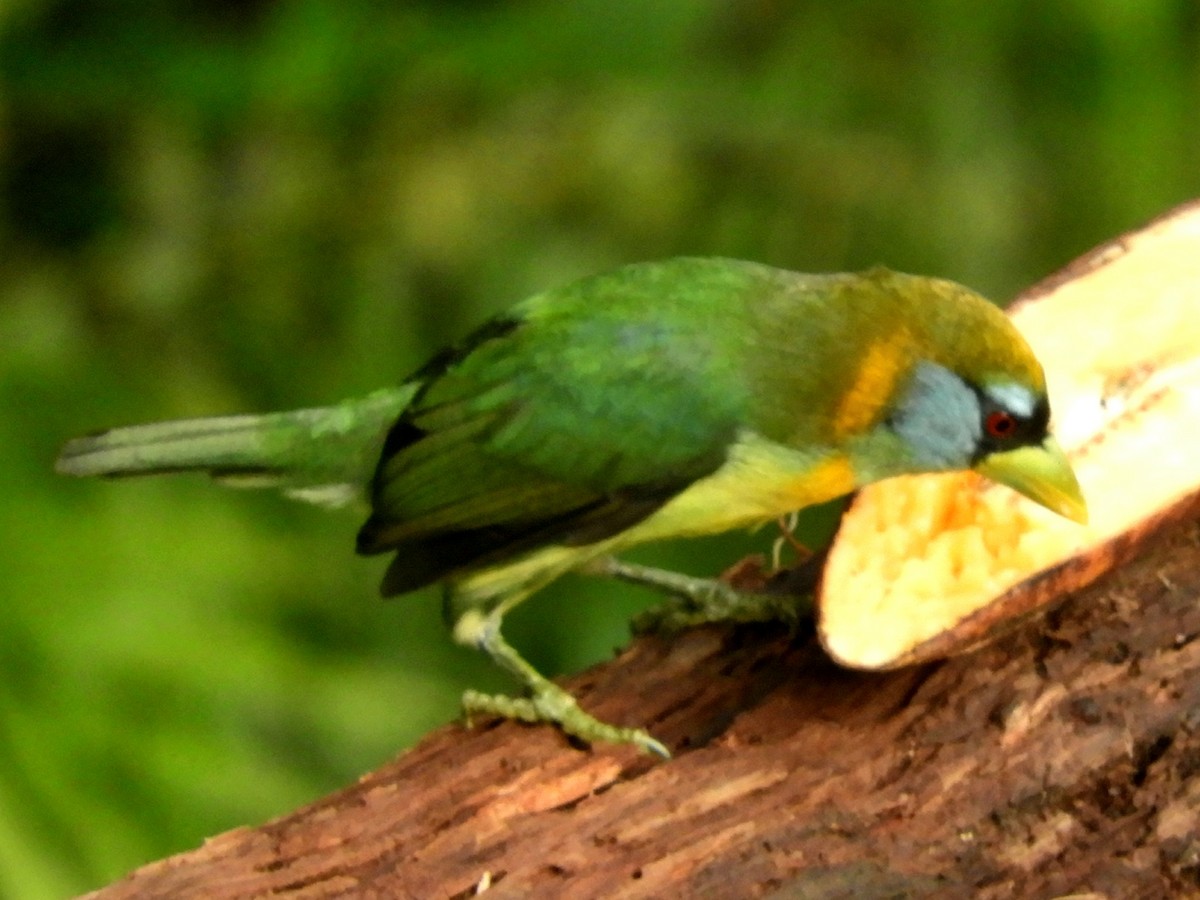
[975,437,1089,524]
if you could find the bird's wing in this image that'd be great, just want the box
[357,279,753,591]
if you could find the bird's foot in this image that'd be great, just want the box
[462,686,669,758]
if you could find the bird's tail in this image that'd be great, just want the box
[55,386,416,508]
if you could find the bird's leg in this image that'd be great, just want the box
[583,556,814,634]
[451,607,670,758]
[771,510,811,569]
[601,504,848,632]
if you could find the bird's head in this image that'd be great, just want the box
[861,271,1088,524]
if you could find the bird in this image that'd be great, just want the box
[56,258,1088,757]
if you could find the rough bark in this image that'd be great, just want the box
[86,507,1200,899]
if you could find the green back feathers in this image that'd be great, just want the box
[357,259,773,593]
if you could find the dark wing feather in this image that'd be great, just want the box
[375,484,676,596]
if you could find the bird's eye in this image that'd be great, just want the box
[985,410,1018,439]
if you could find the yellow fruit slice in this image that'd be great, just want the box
[819,200,1200,669]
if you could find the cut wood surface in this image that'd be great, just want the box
[85,205,1200,899]
[820,198,1200,670]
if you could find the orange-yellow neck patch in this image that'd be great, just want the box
[832,332,912,439]
[784,454,857,507]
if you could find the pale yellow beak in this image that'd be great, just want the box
[975,437,1089,524]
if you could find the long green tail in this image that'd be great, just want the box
[56,386,415,508]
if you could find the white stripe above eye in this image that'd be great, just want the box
[983,381,1036,417]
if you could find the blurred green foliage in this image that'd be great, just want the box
[2,0,1198,894]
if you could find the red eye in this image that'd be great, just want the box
[985,410,1018,438]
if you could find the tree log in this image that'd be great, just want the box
[85,504,1200,898]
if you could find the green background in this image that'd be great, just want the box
[3,1,1198,894]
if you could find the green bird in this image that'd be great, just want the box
[57,258,1087,756]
